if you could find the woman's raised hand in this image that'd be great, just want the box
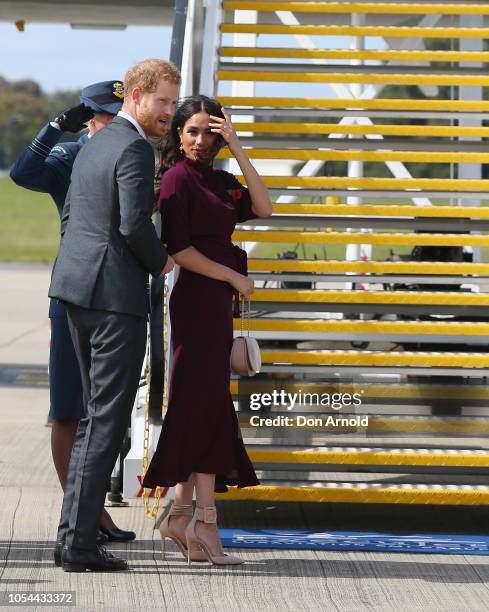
[208,110,240,150]
[230,272,255,299]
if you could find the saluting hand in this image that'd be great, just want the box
[53,103,94,133]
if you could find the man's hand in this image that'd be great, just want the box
[160,256,175,277]
[53,103,94,133]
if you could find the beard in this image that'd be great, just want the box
[137,105,167,138]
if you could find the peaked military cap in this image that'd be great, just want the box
[80,80,124,115]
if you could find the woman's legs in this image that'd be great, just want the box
[51,419,78,488]
[166,475,196,535]
[195,473,215,507]
[175,475,196,505]
[165,473,220,543]
[193,472,224,554]
[51,418,119,531]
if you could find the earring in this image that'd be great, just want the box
[179,143,184,154]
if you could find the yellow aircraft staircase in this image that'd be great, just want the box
[200,0,489,506]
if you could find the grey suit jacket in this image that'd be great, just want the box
[49,116,168,318]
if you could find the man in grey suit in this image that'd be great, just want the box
[49,59,181,572]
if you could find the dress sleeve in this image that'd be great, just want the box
[159,168,192,255]
[224,172,257,223]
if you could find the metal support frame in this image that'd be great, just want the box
[228,8,257,254]
[346,12,366,266]
[200,0,222,96]
[459,13,484,264]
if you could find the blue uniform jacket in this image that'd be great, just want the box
[10,123,88,317]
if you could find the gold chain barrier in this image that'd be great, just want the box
[141,281,170,519]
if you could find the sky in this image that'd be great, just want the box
[0,22,387,98]
[0,23,172,93]
[0,21,384,97]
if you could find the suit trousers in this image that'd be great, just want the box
[57,303,147,549]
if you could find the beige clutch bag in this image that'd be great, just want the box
[230,299,261,376]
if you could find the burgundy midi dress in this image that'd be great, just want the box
[142,157,260,493]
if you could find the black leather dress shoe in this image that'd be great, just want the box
[54,540,64,567]
[61,545,128,572]
[96,530,109,544]
[56,534,106,565]
[99,526,136,542]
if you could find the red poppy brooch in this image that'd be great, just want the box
[228,188,242,201]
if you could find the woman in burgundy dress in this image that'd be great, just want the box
[142,96,272,565]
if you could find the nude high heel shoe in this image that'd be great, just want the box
[159,503,207,562]
[185,506,244,566]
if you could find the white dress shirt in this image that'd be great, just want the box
[117,110,146,139]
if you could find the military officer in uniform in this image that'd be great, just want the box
[10,80,136,549]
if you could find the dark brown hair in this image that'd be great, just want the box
[158,95,226,171]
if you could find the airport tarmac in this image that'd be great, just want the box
[1,263,489,612]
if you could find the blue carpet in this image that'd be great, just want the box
[220,529,489,555]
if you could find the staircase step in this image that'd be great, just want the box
[220,47,489,63]
[219,96,489,112]
[233,139,489,153]
[248,472,489,485]
[249,272,478,284]
[220,149,489,164]
[231,381,489,402]
[228,108,489,121]
[251,288,489,308]
[238,415,489,435]
[260,349,489,368]
[247,446,489,468]
[220,62,489,77]
[233,319,489,336]
[247,259,489,275]
[244,433,489,447]
[218,69,489,87]
[220,23,489,39]
[215,481,489,504]
[234,320,489,343]
[245,216,488,232]
[245,216,482,232]
[223,1,489,16]
[233,230,489,247]
[269,204,489,219]
[236,175,489,192]
[266,189,488,199]
[232,121,489,138]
